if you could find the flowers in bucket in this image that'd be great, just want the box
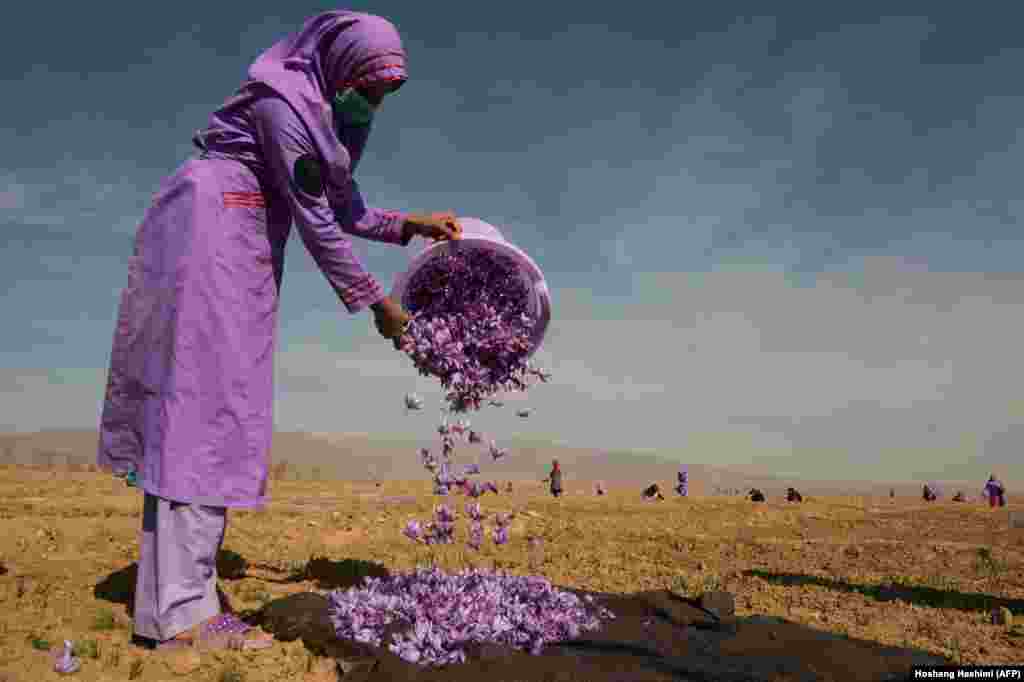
[327,566,616,666]
[398,248,547,413]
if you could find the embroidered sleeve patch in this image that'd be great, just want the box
[294,154,324,197]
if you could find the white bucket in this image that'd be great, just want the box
[391,217,552,357]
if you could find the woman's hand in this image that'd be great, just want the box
[370,296,410,349]
[404,211,462,242]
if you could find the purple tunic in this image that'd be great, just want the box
[97,12,410,507]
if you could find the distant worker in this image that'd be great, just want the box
[506,480,513,494]
[952,491,966,502]
[595,481,606,496]
[674,468,688,497]
[922,484,937,502]
[786,487,803,503]
[983,475,1006,508]
[642,483,665,501]
[748,488,766,503]
[543,460,563,498]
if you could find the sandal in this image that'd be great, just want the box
[154,614,274,651]
[196,613,275,651]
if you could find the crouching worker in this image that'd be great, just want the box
[749,488,766,502]
[96,11,460,652]
[642,483,665,501]
[786,487,803,503]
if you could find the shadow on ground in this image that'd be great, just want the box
[265,556,390,590]
[745,569,1024,614]
[93,549,250,617]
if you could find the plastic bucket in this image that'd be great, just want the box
[391,217,552,357]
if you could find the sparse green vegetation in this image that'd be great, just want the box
[92,607,117,631]
[28,635,50,651]
[218,663,245,682]
[74,638,100,659]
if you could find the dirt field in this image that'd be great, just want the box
[0,464,1021,681]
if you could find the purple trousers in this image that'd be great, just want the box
[133,493,227,641]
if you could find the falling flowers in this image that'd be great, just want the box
[403,503,512,549]
[398,245,552,550]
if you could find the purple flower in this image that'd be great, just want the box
[434,504,455,524]
[403,520,423,542]
[465,502,483,520]
[467,521,484,550]
[492,525,509,545]
[52,640,80,674]
[463,463,481,475]
[488,441,508,461]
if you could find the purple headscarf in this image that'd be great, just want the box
[247,11,407,185]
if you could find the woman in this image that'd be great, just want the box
[983,475,1006,508]
[544,460,563,498]
[96,11,459,651]
[674,468,688,497]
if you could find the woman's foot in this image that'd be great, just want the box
[156,613,274,651]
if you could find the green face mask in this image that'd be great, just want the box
[332,87,376,128]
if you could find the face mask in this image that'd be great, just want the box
[332,87,376,128]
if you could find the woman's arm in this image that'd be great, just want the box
[335,178,415,246]
[251,95,386,314]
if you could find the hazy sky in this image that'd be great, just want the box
[3,2,1024,483]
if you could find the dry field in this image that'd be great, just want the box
[0,463,1021,681]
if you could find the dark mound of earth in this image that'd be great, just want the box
[248,587,947,682]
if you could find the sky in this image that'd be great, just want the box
[3,1,1024,483]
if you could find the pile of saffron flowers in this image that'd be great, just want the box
[327,566,616,666]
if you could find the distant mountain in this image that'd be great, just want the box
[0,429,984,498]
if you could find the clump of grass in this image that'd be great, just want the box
[669,574,689,597]
[218,663,245,682]
[74,638,100,659]
[947,635,963,664]
[28,634,50,650]
[285,559,307,581]
[107,642,122,668]
[701,573,723,593]
[241,584,273,606]
[128,658,144,680]
[92,607,117,631]
[974,546,1007,582]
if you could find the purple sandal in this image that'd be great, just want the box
[155,614,273,651]
[197,613,274,650]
